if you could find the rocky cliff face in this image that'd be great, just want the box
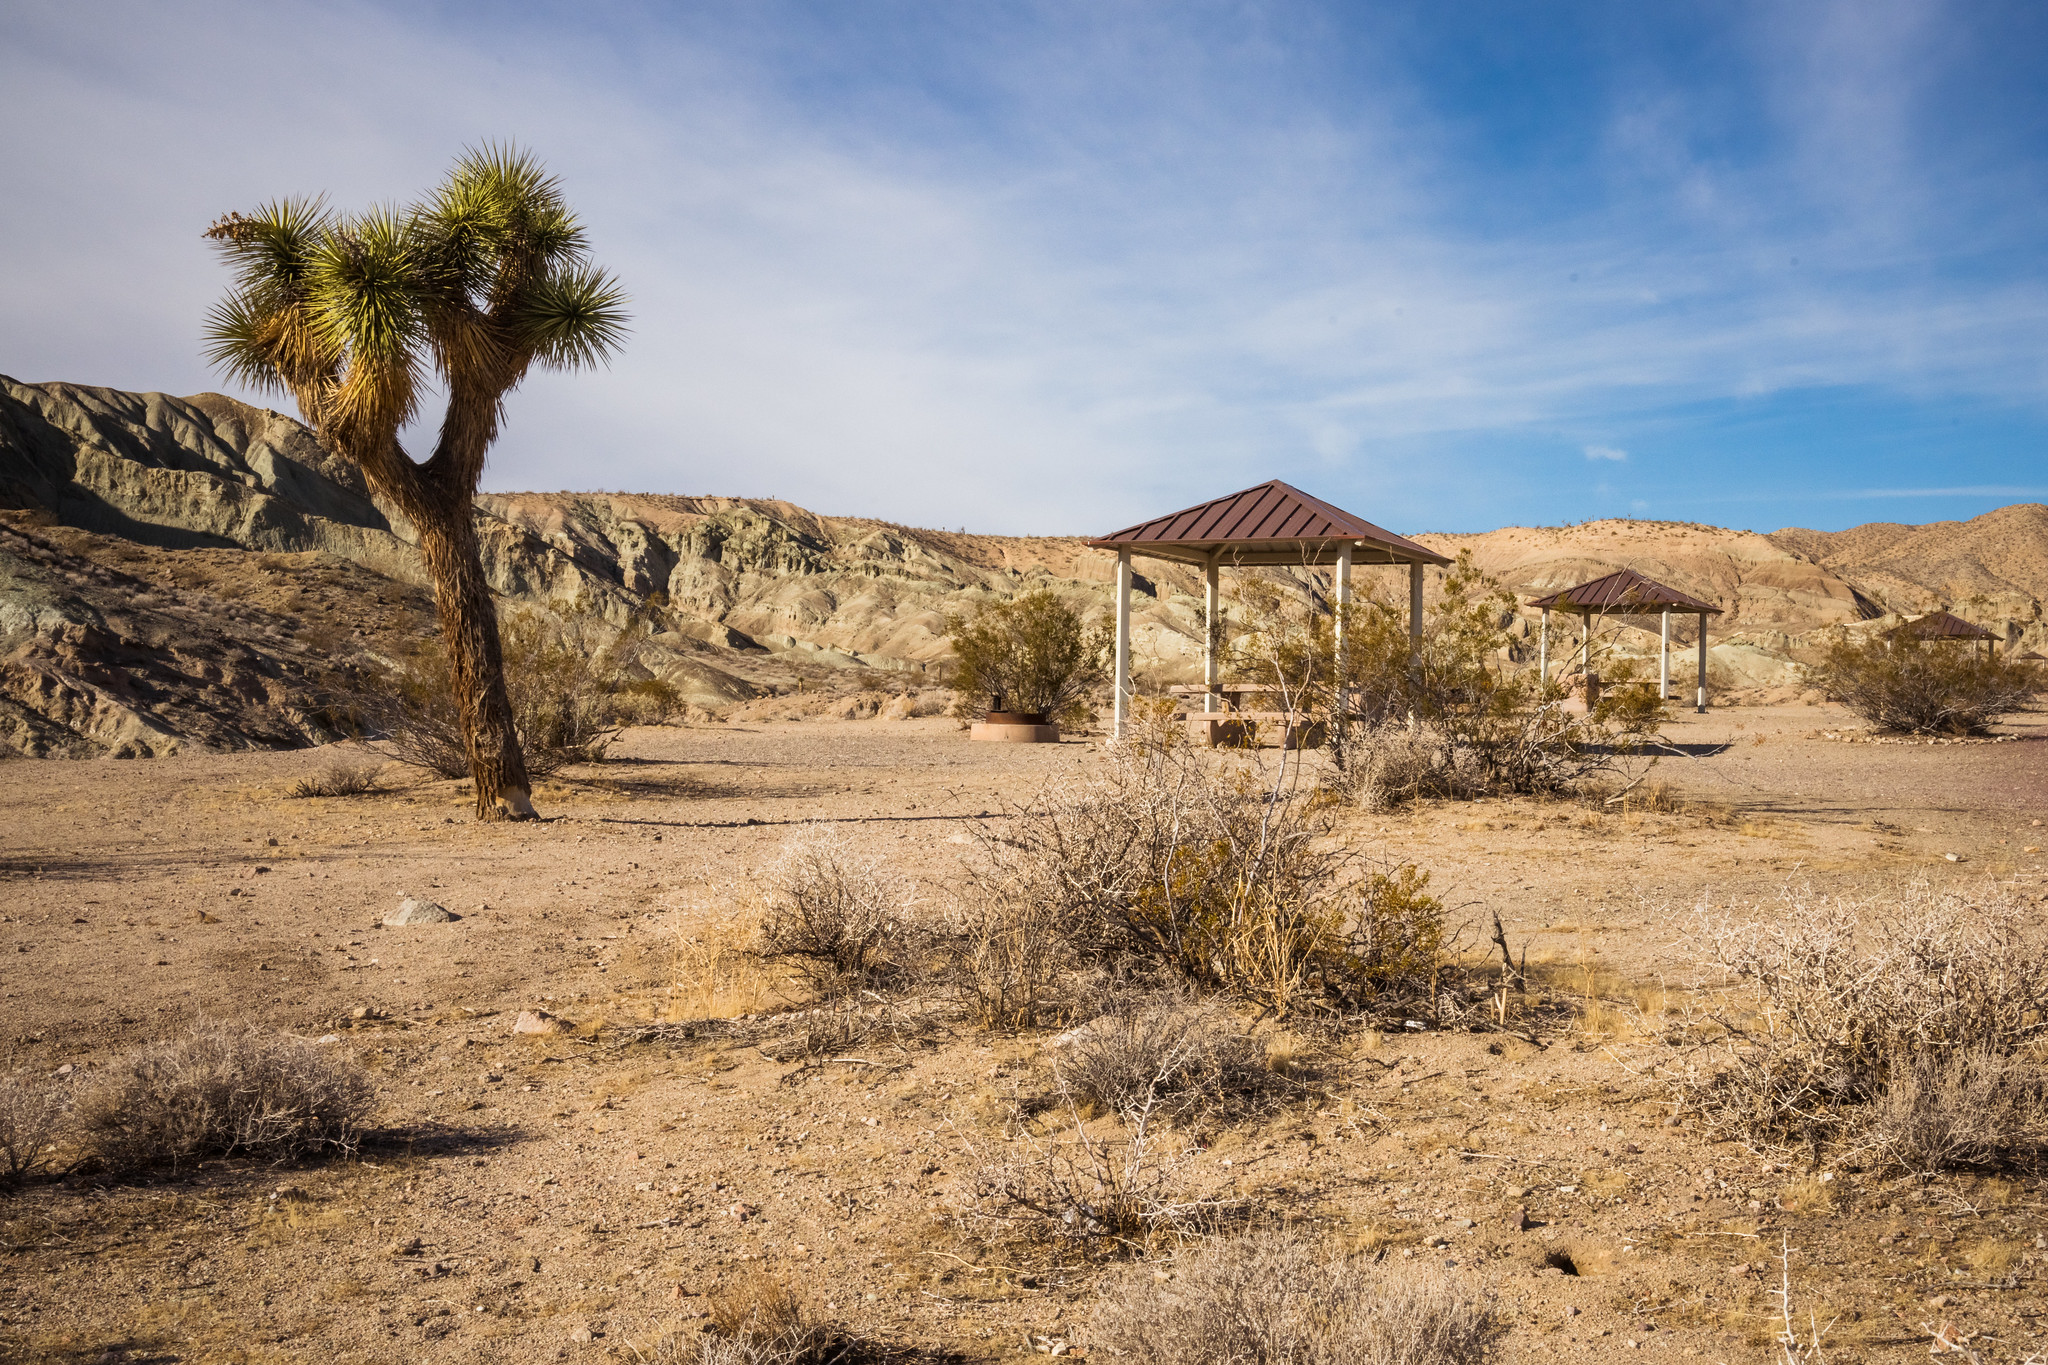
[3,373,2042,755]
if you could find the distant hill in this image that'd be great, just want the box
[3,374,2043,755]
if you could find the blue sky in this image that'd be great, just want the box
[3,0,2045,535]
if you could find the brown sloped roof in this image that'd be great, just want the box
[1085,479,1451,568]
[1885,610,1997,641]
[1524,567,1723,614]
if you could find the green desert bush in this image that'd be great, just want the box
[1227,551,1667,802]
[944,588,1111,724]
[75,1021,377,1172]
[1813,630,2035,734]
[1089,1230,1506,1365]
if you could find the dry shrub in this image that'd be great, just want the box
[957,1112,1239,1259]
[0,1071,64,1190]
[704,1275,861,1365]
[967,735,1348,1015]
[1055,993,1286,1122]
[289,758,382,798]
[633,1276,867,1365]
[1813,631,2035,735]
[963,732,1461,1018]
[949,884,1083,1028]
[75,1022,377,1172]
[758,825,915,995]
[1666,884,2048,1167]
[338,609,634,778]
[1350,721,1487,811]
[1089,1230,1506,1365]
[1865,1051,2048,1176]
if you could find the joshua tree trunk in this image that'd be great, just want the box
[413,507,534,819]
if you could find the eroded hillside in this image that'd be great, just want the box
[3,373,2043,755]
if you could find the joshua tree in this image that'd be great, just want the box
[203,146,628,818]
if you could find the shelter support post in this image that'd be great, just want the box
[1696,610,1708,713]
[1408,561,1424,664]
[1335,543,1353,700]
[1539,607,1548,681]
[1114,550,1133,740]
[1203,553,1220,713]
[1580,611,1589,672]
[1660,610,1670,701]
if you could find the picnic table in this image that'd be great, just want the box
[1163,683,1324,749]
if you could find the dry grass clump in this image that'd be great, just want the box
[1089,1230,1506,1365]
[288,758,382,798]
[957,1115,1237,1259]
[1666,883,2048,1169]
[0,1071,64,1190]
[1349,721,1488,811]
[1054,993,1288,1121]
[635,1275,868,1364]
[1865,1051,2048,1175]
[948,883,1085,1028]
[74,1022,377,1172]
[758,824,917,996]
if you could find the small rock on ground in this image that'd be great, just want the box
[384,897,453,927]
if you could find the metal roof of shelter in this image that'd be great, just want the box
[1886,610,1997,641]
[1086,479,1451,568]
[1524,567,1723,615]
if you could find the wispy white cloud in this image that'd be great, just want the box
[0,1,2043,534]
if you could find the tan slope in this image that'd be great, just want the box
[1410,519,1870,634]
[1769,503,2048,624]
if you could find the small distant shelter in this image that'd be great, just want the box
[1524,567,1724,714]
[1885,610,1999,658]
[1087,480,1451,740]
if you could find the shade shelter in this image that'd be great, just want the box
[1524,567,1724,714]
[1886,610,1999,658]
[1087,480,1451,740]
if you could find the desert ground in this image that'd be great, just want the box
[3,700,2046,1365]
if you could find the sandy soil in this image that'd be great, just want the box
[2,703,2046,1364]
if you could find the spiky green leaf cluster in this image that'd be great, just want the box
[203,144,629,448]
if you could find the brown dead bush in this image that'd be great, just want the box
[1664,883,2048,1166]
[289,758,382,799]
[956,1110,1241,1259]
[1089,1230,1506,1365]
[757,824,916,996]
[1054,993,1291,1122]
[75,1021,377,1172]
[0,1071,64,1190]
[1865,1051,2048,1175]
